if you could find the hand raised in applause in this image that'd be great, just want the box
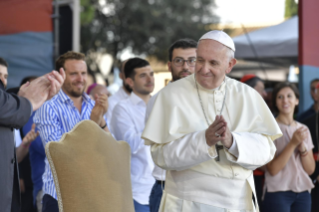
[290,127,307,148]
[22,123,39,148]
[90,93,108,127]
[18,68,66,111]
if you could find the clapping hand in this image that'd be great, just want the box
[18,68,66,111]
[90,93,108,127]
[22,123,39,148]
[94,93,108,115]
[291,127,307,148]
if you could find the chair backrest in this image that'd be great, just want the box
[45,120,134,212]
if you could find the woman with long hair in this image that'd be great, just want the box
[263,82,315,212]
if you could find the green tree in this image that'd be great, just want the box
[285,0,298,18]
[81,0,219,66]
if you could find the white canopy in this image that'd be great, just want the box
[233,16,298,66]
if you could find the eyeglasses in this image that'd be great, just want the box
[172,58,196,67]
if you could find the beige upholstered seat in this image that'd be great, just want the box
[45,120,134,212]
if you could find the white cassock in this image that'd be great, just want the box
[142,74,282,212]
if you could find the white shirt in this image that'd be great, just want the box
[111,92,155,205]
[106,86,129,126]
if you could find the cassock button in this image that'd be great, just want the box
[11,158,15,164]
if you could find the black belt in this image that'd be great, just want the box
[156,180,165,185]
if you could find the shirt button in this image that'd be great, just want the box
[234,173,239,176]
[11,158,15,164]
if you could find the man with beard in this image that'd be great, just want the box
[34,51,109,212]
[111,58,155,212]
[145,38,197,212]
[106,59,132,124]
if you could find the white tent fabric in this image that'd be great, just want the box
[233,16,298,61]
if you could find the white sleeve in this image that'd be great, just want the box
[145,94,157,124]
[14,129,22,148]
[111,103,144,154]
[224,132,276,170]
[149,130,218,171]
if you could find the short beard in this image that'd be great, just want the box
[172,69,192,82]
[69,90,83,98]
[123,82,132,93]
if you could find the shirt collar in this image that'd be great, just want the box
[129,92,145,106]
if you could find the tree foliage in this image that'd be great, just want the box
[81,0,219,65]
[285,0,298,18]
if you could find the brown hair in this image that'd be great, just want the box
[55,51,85,71]
[272,82,299,115]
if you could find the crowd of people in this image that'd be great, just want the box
[0,30,318,212]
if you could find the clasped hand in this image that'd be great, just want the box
[290,127,308,152]
[205,115,233,148]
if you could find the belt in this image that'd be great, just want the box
[156,180,165,185]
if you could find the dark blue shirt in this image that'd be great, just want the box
[297,105,316,122]
[22,112,45,204]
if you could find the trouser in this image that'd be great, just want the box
[21,188,36,212]
[134,200,150,212]
[149,180,165,212]
[311,183,319,212]
[11,162,21,212]
[42,194,59,212]
[253,175,263,211]
[262,191,311,212]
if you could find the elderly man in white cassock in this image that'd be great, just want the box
[142,30,282,212]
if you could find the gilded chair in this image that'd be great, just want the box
[45,120,134,212]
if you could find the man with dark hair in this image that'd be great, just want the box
[0,57,65,212]
[111,57,155,212]
[106,59,132,123]
[168,38,197,81]
[298,78,319,121]
[34,51,109,212]
[146,38,197,212]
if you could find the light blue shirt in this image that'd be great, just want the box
[34,89,107,199]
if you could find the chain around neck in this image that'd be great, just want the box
[194,75,227,126]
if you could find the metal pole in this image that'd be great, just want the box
[73,0,80,52]
[54,0,59,60]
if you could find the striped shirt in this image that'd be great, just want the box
[34,89,107,200]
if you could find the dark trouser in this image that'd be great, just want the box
[11,161,21,212]
[253,175,264,210]
[21,188,36,212]
[262,191,311,212]
[149,181,165,212]
[311,183,319,212]
[133,200,150,212]
[42,194,59,212]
